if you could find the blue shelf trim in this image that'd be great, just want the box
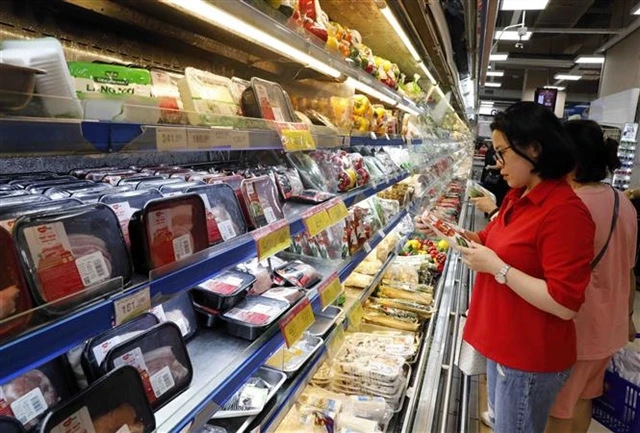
[349,134,405,147]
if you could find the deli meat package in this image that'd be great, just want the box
[102,322,193,410]
[13,204,132,315]
[240,77,296,122]
[40,365,155,433]
[0,358,75,431]
[240,176,284,228]
[128,195,208,272]
[221,296,289,341]
[193,269,255,311]
[99,189,163,246]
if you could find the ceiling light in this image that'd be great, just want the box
[484,82,502,88]
[160,0,341,78]
[575,55,605,64]
[490,53,509,61]
[494,31,532,41]
[486,71,504,77]
[501,0,549,10]
[480,101,494,106]
[418,62,437,85]
[346,77,399,106]
[380,5,421,62]
[544,85,566,91]
[633,3,640,15]
[554,74,582,81]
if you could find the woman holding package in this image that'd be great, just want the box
[427,102,595,433]
[544,120,637,433]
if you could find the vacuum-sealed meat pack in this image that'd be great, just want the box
[185,184,246,243]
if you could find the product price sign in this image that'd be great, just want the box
[114,287,151,326]
[156,127,188,151]
[187,128,214,149]
[211,128,250,149]
[326,324,345,358]
[279,297,315,348]
[324,198,349,225]
[302,207,332,237]
[318,272,343,310]
[252,219,291,261]
[276,122,316,152]
[348,301,364,331]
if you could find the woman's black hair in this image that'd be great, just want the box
[563,119,621,183]
[490,102,576,179]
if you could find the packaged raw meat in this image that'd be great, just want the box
[150,68,187,124]
[14,204,132,315]
[241,77,296,122]
[0,199,83,233]
[221,296,289,341]
[192,269,254,310]
[43,183,113,200]
[272,167,304,201]
[210,175,252,227]
[117,175,164,187]
[158,182,192,197]
[185,184,247,243]
[135,178,183,191]
[286,152,337,192]
[103,322,193,410]
[236,259,272,295]
[40,365,155,433]
[128,194,209,272]
[82,313,160,383]
[84,169,138,183]
[261,286,304,305]
[150,291,198,340]
[274,260,321,289]
[240,176,284,228]
[7,176,73,189]
[26,180,93,194]
[178,67,239,126]
[0,416,25,433]
[99,189,163,246]
[0,358,75,431]
[0,195,51,208]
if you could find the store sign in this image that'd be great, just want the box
[302,207,332,237]
[114,287,151,326]
[252,220,291,261]
[279,297,315,348]
[275,122,316,152]
[324,198,349,225]
[318,272,343,310]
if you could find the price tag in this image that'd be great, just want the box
[318,272,343,310]
[325,198,349,225]
[210,129,250,149]
[276,122,316,152]
[187,129,214,149]
[326,324,345,357]
[363,242,372,253]
[114,287,151,326]
[370,132,377,140]
[279,297,315,348]
[303,208,332,237]
[156,127,187,151]
[348,302,364,331]
[378,229,386,239]
[252,219,291,261]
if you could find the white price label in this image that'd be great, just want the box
[10,387,48,425]
[211,129,250,149]
[263,207,277,224]
[75,251,110,287]
[150,365,176,398]
[151,305,167,322]
[363,242,372,253]
[156,127,188,151]
[173,234,193,261]
[217,219,237,241]
[113,346,148,373]
[173,317,190,337]
[114,287,151,326]
[187,129,214,149]
[370,132,377,140]
[92,335,122,365]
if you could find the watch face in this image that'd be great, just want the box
[495,273,506,284]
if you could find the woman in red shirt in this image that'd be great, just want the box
[452,102,595,433]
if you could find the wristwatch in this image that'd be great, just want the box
[495,264,511,284]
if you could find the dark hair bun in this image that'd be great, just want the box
[604,137,622,172]
[564,120,621,183]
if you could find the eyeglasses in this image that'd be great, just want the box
[495,146,512,165]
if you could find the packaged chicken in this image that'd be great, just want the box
[40,365,155,433]
[193,269,254,310]
[14,204,132,315]
[128,195,209,272]
[99,189,163,246]
[103,322,193,410]
[178,67,239,126]
[240,176,284,228]
[150,291,198,340]
[185,183,247,243]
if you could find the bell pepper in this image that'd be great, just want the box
[352,95,371,117]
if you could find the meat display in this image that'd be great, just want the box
[221,296,289,341]
[150,291,197,340]
[99,189,163,246]
[185,184,246,244]
[240,176,284,228]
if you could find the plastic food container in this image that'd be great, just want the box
[0,61,44,112]
[7,175,71,188]
[25,179,93,194]
[0,190,29,198]
[193,302,220,329]
[265,335,323,377]
[286,152,337,192]
[0,195,51,208]
[40,365,155,433]
[274,260,321,289]
[241,77,296,122]
[128,194,209,272]
[193,269,254,311]
[44,183,113,200]
[135,178,183,191]
[261,286,304,305]
[212,175,252,228]
[221,296,289,341]
[178,67,239,126]
[99,189,163,245]
[151,291,198,340]
[102,322,193,410]
[308,306,342,337]
[240,176,283,228]
[0,417,25,433]
[14,203,132,315]
[72,186,132,203]
[84,169,138,183]
[0,358,75,431]
[158,182,192,197]
[0,199,83,232]
[150,68,187,124]
[185,184,247,243]
[82,313,160,383]
[117,175,164,187]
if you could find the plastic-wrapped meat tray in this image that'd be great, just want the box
[27,180,94,195]
[240,176,283,228]
[192,269,255,311]
[221,296,289,341]
[185,184,247,243]
[7,176,73,188]
[40,365,155,433]
[99,189,163,246]
[103,322,193,410]
[211,175,252,228]
[72,186,133,203]
[240,77,296,122]
[135,178,183,191]
[13,203,132,316]
[0,358,76,431]
[151,291,198,340]
[43,183,113,200]
[84,169,137,183]
[0,195,51,208]
[128,194,208,272]
[82,313,160,383]
[260,286,304,305]
[117,175,164,187]
[157,182,192,197]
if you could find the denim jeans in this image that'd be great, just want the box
[486,359,572,433]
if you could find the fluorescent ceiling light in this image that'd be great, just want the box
[490,53,509,61]
[633,3,640,15]
[380,5,421,62]
[575,55,605,64]
[480,101,494,106]
[484,82,502,88]
[160,0,341,78]
[486,71,504,77]
[346,77,398,106]
[418,62,437,85]
[554,74,582,81]
[501,0,549,10]
[544,85,566,91]
[494,31,532,41]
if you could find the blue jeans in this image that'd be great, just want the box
[487,359,571,433]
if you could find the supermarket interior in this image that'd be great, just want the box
[0,0,640,432]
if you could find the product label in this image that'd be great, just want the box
[202,275,244,295]
[217,219,237,241]
[92,335,122,365]
[199,194,223,244]
[325,198,349,225]
[275,122,316,152]
[252,220,290,261]
[173,317,189,337]
[151,305,167,322]
[348,302,364,331]
[173,234,193,261]
[114,286,151,326]
[271,107,285,122]
[0,218,16,232]
[150,365,175,398]
[10,387,48,426]
[303,208,332,238]
[263,206,277,224]
[156,127,188,151]
[113,347,156,402]
[254,83,276,120]
[109,201,136,244]
[75,251,110,287]
[50,406,97,433]
[318,273,343,310]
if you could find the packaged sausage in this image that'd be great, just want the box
[128,195,208,272]
[184,184,246,243]
[150,291,198,340]
[221,296,289,341]
[192,269,254,311]
[241,78,296,122]
[102,322,193,410]
[14,204,132,315]
[40,365,155,433]
[240,176,284,228]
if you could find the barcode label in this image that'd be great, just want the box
[10,387,48,425]
[113,347,149,374]
[75,251,110,286]
[92,335,121,365]
[150,366,175,398]
[218,219,237,241]
[115,425,131,433]
[151,305,167,322]
[199,194,212,209]
[263,206,277,224]
[173,234,193,261]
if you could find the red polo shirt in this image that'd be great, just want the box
[463,179,595,372]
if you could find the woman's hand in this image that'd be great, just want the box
[457,241,505,275]
[471,196,498,214]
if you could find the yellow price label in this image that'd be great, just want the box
[348,302,364,331]
[279,297,315,348]
[276,122,316,152]
[327,324,345,358]
[252,220,291,261]
[318,272,343,310]
[325,198,349,225]
[303,208,332,237]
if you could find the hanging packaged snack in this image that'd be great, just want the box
[150,291,198,340]
[192,269,255,311]
[129,194,209,272]
[221,296,289,341]
[102,322,193,410]
[274,260,321,289]
[240,176,284,228]
[14,204,132,315]
[150,68,188,124]
[185,184,247,243]
[310,150,357,192]
[347,152,371,187]
[40,365,155,433]
[285,152,338,193]
[241,77,297,122]
[178,67,239,126]
[99,189,163,246]
[81,313,160,383]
